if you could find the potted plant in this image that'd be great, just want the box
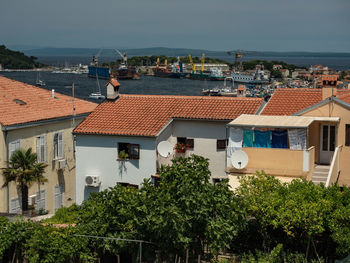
[118,150,129,160]
[174,143,187,153]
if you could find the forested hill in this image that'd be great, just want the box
[0,45,43,69]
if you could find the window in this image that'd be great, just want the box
[36,135,47,163]
[346,125,350,146]
[53,132,63,159]
[36,190,46,212]
[217,139,227,150]
[9,140,21,158]
[118,143,140,160]
[54,185,64,211]
[177,137,194,149]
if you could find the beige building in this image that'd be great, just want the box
[0,76,96,214]
[227,87,350,188]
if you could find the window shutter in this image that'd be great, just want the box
[41,136,46,162]
[36,137,41,161]
[53,133,58,159]
[346,125,350,146]
[58,133,63,158]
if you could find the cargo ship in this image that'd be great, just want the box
[88,55,110,79]
[110,49,139,80]
[111,64,139,79]
[188,68,226,81]
[153,58,187,78]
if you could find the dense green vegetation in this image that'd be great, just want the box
[242,59,303,71]
[103,55,230,67]
[1,156,350,262]
[0,45,43,69]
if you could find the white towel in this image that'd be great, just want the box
[288,129,307,150]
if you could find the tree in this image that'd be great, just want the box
[2,148,47,212]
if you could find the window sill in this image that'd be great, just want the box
[117,158,130,161]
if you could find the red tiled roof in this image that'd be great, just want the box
[74,94,263,136]
[0,76,97,126]
[261,88,322,116]
[337,93,350,104]
[336,89,350,97]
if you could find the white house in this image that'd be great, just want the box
[73,79,264,204]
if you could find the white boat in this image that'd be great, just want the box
[36,72,46,86]
[89,72,105,100]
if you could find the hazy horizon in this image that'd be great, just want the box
[1,0,349,53]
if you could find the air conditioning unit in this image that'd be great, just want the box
[57,159,66,170]
[28,194,37,206]
[85,175,101,187]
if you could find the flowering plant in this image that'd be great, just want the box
[174,143,187,153]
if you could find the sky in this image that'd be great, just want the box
[1,0,349,52]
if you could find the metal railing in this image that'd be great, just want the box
[325,145,342,187]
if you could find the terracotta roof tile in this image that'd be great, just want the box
[261,88,322,116]
[74,94,263,136]
[0,76,97,126]
[337,93,350,104]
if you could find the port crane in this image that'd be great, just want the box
[188,54,196,73]
[227,49,246,71]
[115,49,128,67]
[200,53,205,73]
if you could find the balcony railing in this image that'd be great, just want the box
[325,145,342,187]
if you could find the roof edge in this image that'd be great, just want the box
[2,113,90,131]
[293,96,350,116]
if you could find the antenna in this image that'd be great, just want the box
[157,141,173,158]
[230,150,248,169]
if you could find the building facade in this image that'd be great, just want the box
[0,76,96,214]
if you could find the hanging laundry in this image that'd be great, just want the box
[228,128,243,157]
[243,129,254,147]
[288,129,307,150]
[272,130,288,148]
[254,130,271,148]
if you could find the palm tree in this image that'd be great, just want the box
[2,148,47,213]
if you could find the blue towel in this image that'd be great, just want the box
[254,130,271,148]
[272,130,288,148]
[243,130,254,147]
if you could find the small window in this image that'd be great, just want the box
[177,137,194,149]
[118,143,140,160]
[36,135,47,163]
[53,132,63,159]
[346,124,350,146]
[9,140,21,158]
[217,139,227,150]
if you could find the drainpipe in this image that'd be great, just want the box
[4,130,9,213]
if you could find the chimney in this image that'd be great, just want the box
[51,89,55,98]
[322,87,334,100]
[106,78,120,100]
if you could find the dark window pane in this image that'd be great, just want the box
[185,139,194,149]
[129,144,140,159]
[177,137,186,144]
[330,126,335,151]
[346,124,350,146]
[217,139,227,150]
[322,126,328,151]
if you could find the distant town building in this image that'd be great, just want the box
[273,65,283,70]
[280,69,290,78]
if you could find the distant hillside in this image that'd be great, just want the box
[21,47,350,58]
[0,45,43,69]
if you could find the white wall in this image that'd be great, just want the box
[157,120,228,178]
[75,135,156,204]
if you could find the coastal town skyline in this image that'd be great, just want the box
[1,0,349,52]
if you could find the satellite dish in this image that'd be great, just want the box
[157,141,173,158]
[231,150,248,169]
